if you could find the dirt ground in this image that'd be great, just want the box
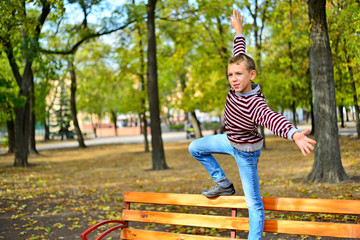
[0,135,359,240]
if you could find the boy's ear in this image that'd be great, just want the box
[250,70,256,81]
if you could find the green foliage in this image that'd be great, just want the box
[327,0,360,107]
[0,53,25,124]
[2,0,358,139]
[33,54,63,124]
[76,40,141,118]
[258,0,311,111]
[50,78,74,139]
[157,0,234,117]
[169,123,185,131]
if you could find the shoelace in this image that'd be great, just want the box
[205,184,221,192]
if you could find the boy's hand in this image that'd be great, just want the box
[293,129,316,157]
[228,9,244,35]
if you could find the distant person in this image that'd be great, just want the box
[188,9,316,240]
[186,121,195,139]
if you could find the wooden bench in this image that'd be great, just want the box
[81,191,360,240]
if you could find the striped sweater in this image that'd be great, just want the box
[224,34,299,152]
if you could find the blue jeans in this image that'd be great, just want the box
[188,134,264,240]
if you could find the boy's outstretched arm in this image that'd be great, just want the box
[228,9,243,35]
[293,130,316,157]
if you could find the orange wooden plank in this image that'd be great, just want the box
[264,219,360,238]
[263,197,360,214]
[124,192,248,209]
[124,192,360,214]
[120,229,242,240]
[122,210,360,238]
[122,210,249,230]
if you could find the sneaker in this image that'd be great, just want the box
[202,183,235,198]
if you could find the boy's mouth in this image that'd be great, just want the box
[233,83,240,88]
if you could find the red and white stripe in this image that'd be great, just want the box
[233,35,246,56]
[224,35,296,145]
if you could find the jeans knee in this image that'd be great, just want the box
[246,198,264,211]
[188,141,198,157]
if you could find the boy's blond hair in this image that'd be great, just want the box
[228,54,256,72]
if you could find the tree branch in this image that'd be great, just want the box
[203,23,224,59]
[40,20,136,55]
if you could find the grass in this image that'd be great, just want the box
[0,135,359,240]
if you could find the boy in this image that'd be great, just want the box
[188,9,316,240]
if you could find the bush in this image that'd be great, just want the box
[169,124,185,131]
[203,122,220,130]
[0,138,9,147]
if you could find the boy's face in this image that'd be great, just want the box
[227,62,256,93]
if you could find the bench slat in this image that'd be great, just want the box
[122,210,248,230]
[124,192,247,209]
[124,192,360,214]
[120,229,244,240]
[264,219,360,238]
[263,197,360,214]
[122,210,360,238]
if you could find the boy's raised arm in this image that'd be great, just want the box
[228,9,246,56]
[228,9,243,35]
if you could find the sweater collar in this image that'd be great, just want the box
[233,83,260,97]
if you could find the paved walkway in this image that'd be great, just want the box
[0,124,357,154]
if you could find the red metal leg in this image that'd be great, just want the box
[231,208,237,238]
[81,220,127,240]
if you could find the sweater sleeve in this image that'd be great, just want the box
[233,34,246,56]
[252,100,299,141]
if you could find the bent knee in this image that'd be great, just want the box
[188,141,197,156]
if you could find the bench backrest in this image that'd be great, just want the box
[121,192,360,239]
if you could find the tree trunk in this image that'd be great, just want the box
[5,43,30,166]
[345,108,350,122]
[6,118,15,154]
[13,98,30,166]
[146,0,168,170]
[139,112,150,152]
[28,70,39,155]
[68,60,86,148]
[111,111,118,136]
[91,114,97,138]
[310,100,315,135]
[44,120,50,141]
[190,111,203,139]
[338,105,345,128]
[347,60,360,138]
[307,0,347,183]
[292,101,297,128]
[134,1,149,152]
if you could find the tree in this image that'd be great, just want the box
[307,0,348,183]
[327,0,360,138]
[146,0,168,170]
[50,78,73,140]
[0,53,19,153]
[40,0,136,148]
[0,0,60,166]
[260,0,311,128]
[157,0,235,139]
[32,54,62,142]
[68,59,86,147]
[129,1,149,152]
